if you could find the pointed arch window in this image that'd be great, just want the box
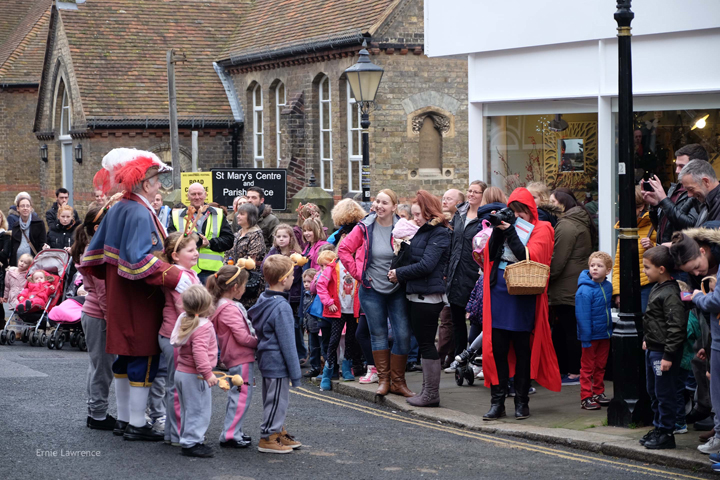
[253,84,264,168]
[319,75,332,191]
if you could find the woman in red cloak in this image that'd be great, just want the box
[482,187,561,420]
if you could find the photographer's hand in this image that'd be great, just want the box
[497,221,511,231]
[641,190,658,207]
[649,175,666,202]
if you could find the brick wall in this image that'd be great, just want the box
[0,87,44,215]
[228,0,468,206]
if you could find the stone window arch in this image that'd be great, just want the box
[149,143,192,173]
[407,109,454,179]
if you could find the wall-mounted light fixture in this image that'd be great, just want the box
[75,143,82,164]
[40,144,48,162]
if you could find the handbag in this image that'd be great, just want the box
[309,294,325,318]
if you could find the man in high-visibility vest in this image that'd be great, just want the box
[168,183,234,284]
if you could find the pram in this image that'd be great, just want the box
[46,295,86,351]
[0,249,72,347]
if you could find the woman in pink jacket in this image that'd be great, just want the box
[208,263,257,449]
[338,189,413,398]
[171,285,218,458]
[157,232,201,446]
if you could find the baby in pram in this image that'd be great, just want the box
[16,270,55,314]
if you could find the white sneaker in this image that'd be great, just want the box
[152,415,166,433]
[359,366,378,384]
[473,366,484,379]
[698,436,720,454]
[144,413,153,425]
[444,361,459,373]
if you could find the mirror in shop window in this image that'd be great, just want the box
[558,138,584,173]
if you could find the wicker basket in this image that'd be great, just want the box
[503,247,550,295]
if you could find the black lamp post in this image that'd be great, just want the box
[74,143,83,164]
[344,40,384,204]
[40,144,48,163]
[607,0,651,427]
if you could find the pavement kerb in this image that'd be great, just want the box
[323,379,712,474]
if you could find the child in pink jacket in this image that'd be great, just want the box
[16,270,55,313]
[208,264,257,448]
[4,253,31,309]
[157,232,201,445]
[171,285,218,458]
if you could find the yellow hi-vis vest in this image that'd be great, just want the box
[172,207,224,273]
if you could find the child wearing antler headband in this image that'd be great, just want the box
[207,261,257,448]
[264,224,307,364]
[156,232,201,446]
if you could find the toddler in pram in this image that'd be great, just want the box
[16,270,55,314]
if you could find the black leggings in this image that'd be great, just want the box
[326,314,361,368]
[551,304,582,375]
[408,301,444,360]
[356,314,374,366]
[492,328,532,400]
[450,303,468,356]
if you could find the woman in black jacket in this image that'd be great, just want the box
[445,181,484,366]
[388,190,451,407]
[8,197,45,266]
[45,205,78,251]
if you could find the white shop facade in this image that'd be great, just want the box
[425,0,720,254]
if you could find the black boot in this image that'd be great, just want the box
[483,385,507,420]
[514,374,530,420]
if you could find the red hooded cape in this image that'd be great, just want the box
[482,187,561,392]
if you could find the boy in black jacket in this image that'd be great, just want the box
[639,246,687,450]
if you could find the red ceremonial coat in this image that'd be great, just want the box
[81,194,181,356]
[481,188,562,392]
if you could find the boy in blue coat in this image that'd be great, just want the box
[575,251,613,410]
[249,255,302,454]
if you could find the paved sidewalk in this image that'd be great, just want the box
[316,370,715,473]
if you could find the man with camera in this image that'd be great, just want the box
[642,144,708,243]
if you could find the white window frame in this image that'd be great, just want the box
[346,82,363,193]
[253,84,264,168]
[319,76,333,191]
[58,83,73,205]
[275,82,286,167]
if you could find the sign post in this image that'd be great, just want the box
[181,172,213,203]
[212,168,287,210]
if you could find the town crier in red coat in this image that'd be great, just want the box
[80,148,192,441]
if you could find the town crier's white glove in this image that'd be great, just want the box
[175,272,192,294]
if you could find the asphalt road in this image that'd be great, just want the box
[0,342,712,480]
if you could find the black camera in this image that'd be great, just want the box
[489,207,516,226]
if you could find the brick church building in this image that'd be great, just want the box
[217,0,468,203]
[1,0,467,215]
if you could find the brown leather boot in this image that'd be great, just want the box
[389,354,415,397]
[373,349,391,396]
[699,428,716,442]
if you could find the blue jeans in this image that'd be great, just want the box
[358,286,411,355]
[645,350,680,433]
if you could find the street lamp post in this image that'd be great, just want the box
[344,40,384,206]
[608,0,651,427]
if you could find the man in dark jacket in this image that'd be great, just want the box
[247,187,279,251]
[646,144,707,243]
[45,188,80,231]
[680,159,720,225]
